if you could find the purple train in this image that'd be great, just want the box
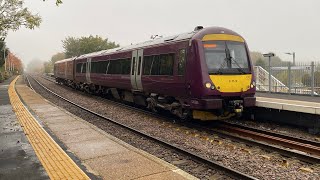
[54,26,256,120]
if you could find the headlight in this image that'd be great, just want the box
[205,82,212,89]
[205,82,215,90]
[250,81,256,88]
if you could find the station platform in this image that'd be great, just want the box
[256,92,320,115]
[1,76,196,180]
[253,92,320,133]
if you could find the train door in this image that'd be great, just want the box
[130,49,143,90]
[86,58,92,84]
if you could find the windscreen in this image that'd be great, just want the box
[204,41,250,74]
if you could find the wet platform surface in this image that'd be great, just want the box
[0,77,48,180]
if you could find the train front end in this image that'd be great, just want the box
[189,27,256,120]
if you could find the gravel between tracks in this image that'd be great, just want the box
[31,75,320,179]
[225,118,320,143]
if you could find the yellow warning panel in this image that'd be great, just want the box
[8,76,90,180]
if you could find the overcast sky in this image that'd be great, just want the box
[6,0,320,65]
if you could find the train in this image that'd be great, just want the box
[54,26,256,121]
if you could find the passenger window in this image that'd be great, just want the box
[108,60,121,74]
[91,62,97,73]
[178,49,186,75]
[143,56,152,75]
[82,63,86,73]
[76,63,82,73]
[122,58,131,75]
[151,55,160,75]
[159,54,174,75]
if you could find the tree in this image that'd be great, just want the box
[43,61,52,73]
[62,35,120,58]
[43,0,62,6]
[302,73,311,86]
[302,72,320,87]
[42,52,65,73]
[0,41,9,67]
[255,58,266,68]
[0,0,42,38]
[7,52,23,74]
[51,52,65,63]
[250,51,289,68]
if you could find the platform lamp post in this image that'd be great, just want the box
[285,52,295,66]
[263,53,275,93]
[285,52,295,92]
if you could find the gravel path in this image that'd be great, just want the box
[30,75,320,179]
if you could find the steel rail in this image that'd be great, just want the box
[40,74,320,164]
[191,123,320,164]
[30,75,257,180]
[25,75,34,90]
[217,121,320,147]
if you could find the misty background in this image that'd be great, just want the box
[6,0,320,66]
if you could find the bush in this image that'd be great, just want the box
[0,72,4,83]
[4,71,10,80]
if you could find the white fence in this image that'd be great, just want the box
[254,61,319,96]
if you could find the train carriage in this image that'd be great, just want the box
[54,58,74,84]
[54,26,256,120]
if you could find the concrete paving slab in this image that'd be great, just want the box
[0,106,21,134]
[257,97,320,107]
[257,97,320,114]
[135,170,190,180]
[256,100,283,109]
[282,104,316,114]
[0,132,49,180]
[57,128,106,144]
[47,120,90,133]
[85,151,171,180]
[32,106,61,113]
[67,138,130,160]
[35,109,71,119]
[41,115,78,124]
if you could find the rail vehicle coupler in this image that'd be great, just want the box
[229,100,243,117]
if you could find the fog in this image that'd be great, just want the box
[6,0,320,65]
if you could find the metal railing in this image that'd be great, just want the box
[254,61,319,96]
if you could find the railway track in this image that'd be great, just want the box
[193,123,320,164]
[29,75,257,180]
[215,121,320,156]
[40,74,320,164]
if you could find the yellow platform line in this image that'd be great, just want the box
[9,76,90,180]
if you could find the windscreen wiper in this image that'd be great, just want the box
[216,58,227,74]
[230,57,246,74]
[225,48,246,74]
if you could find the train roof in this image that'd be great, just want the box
[54,57,74,64]
[77,31,196,59]
[56,26,242,62]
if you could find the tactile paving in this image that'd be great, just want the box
[8,76,90,180]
